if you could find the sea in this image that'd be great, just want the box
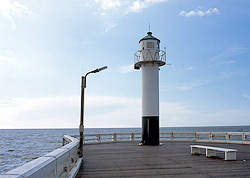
[0,126,249,174]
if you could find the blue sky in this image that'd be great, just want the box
[0,0,250,128]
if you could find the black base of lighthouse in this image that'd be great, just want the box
[142,116,159,145]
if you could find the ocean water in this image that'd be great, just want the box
[0,126,249,174]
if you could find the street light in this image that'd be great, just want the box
[79,66,107,157]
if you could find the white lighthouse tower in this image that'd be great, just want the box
[134,31,166,145]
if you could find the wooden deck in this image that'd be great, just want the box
[76,141,250,177]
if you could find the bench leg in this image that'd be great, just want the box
[225,151,236,160]
[191,147,201,154]
[206,149,216,157]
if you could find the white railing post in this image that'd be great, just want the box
[131,133,135,141]
[97,134,101,143]
[112,133,117,142]
[194,132,197,142]
[209,132,213,141]
[171,132,174,141]
[226,132,230,142]
[242,132,246,142]
[245,133,249,142]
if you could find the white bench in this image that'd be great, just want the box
[190,145,238,160]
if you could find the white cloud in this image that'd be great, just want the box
[225,60,235,65]
[127,0,167,13]
[1,95,249,128]
[0,0,30,29]
[0,95,187,128]
[0,54,9,61]
[0,95,141,128]
[0,49,18,76]
[127,0,147,13]
[96,0,168,13]
[160,102,250,127]
[95,0,122,10]
[202,109,250,126]
[186,66,194,70]
[178,72,235,91]
[0,95,195,128]
[119,64,134,73]
[178,86,193,91]
[211,46,247,62]
[178,81,208,91]
[91,99,250,127]
[0,96,80,129]
[180,7,219,17]
[93,0,167,15]
[0,49,14,61]
[223,46,247,57]
[217,72,233,80]
[85,95,141,127]
[242,94,250,100]
[103,23,117,33]
[12,1,28,11]
[160,102,197,125]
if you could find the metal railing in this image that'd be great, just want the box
[134,49,166,64]
[0,135,82,178]
[83,132,250,145]
[84,133,141,143]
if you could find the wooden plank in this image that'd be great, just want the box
[76,141,250,178]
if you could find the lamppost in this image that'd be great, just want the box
[79,66,107,157]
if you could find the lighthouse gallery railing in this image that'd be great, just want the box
[134,49,166,63]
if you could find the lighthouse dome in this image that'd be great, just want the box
[139,31,160,51]
[139,32,160,43]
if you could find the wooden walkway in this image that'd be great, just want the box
[76,141,250,177]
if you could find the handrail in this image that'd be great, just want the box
[83,132,250,145]
[0,135,82,178]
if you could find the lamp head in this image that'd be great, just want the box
[97,66,108,72]
[91,66,108,73]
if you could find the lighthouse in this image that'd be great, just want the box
[134,31,166,145]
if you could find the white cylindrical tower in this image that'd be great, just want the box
[134,31,166,145]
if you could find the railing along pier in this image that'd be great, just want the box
[1,135,82,178]
[83,132,250,145]
[1,132,250,178]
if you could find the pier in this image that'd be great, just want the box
[1,132,250,178]
[76,141,250,178]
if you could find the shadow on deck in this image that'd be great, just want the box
[76,141,250,178]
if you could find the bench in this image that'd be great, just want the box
[190,145,238,160]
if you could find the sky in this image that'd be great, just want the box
[0,0,250,129]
